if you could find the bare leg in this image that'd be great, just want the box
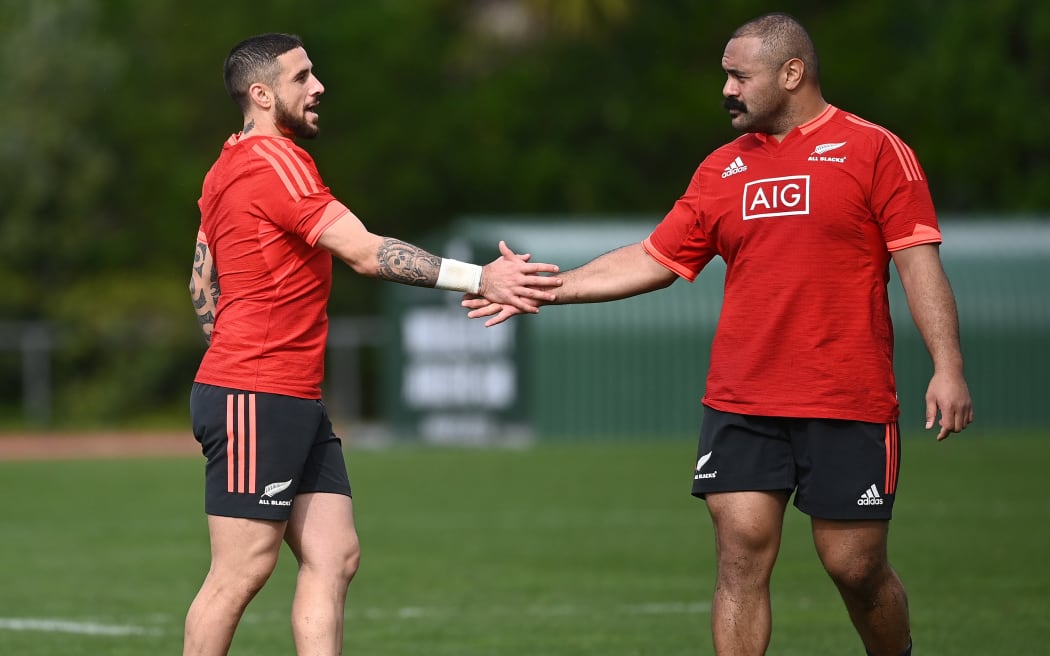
[184,515,286,655]
[705,490,790,656]
[284,493,360,656]
[812,519,911,656]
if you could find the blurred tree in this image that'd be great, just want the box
[0,0,122,316]
[810,0,1050,212]
[2,0,1047,427]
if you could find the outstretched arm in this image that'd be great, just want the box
[189,233,220,345]
[892,243,973,440]
[464,242,678,326]
[315,204,561,312]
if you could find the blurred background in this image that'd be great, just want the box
[2,0,1047,437]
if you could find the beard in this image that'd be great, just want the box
[274,96,319,139]
[724,92,784,135]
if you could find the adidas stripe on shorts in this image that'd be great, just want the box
[691,407,900,520]
[190,382,352,520]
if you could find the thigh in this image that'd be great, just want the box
[811,517,890,579]
[207,514,286,576]
[692,407,795,498]
[790,418,900,520]
[284,493,359,568]
[191,383,327,520]
[706,491,790,579]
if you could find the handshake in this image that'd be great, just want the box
[462,240,563,327]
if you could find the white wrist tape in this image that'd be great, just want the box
[435,258,483,294]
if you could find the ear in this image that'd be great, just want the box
[782,58,805,91]
[247,82,274,111]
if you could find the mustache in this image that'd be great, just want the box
[723,97,747,112]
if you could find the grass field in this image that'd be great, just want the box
[1,430,1048,655]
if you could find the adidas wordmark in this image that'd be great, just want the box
[856,483,883,506]
[721,156,748,179]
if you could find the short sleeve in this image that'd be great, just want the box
[247,138,339,243]
[644,167,716,281]
[869,132,941,251]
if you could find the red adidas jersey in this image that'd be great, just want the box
[643,105,941,422]
[194,134,349,398]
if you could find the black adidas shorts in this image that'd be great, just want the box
[690,407,901,520]
[190,382,352,520]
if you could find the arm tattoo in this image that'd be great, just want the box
[190,240,220,344]
[375,238,441,287]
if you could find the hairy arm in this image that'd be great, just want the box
[315,203,560,308]
[465,242,678,326]
[891,243,973,439]
[189,236,220,344]
[550,243,678,304]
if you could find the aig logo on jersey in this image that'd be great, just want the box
[742,175,810,220]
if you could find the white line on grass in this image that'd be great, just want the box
[0,600,711,636]
[0,617,159,636]
[246,600,711,622]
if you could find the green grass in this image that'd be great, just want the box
[1,430,1048,654]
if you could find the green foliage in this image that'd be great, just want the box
[3,1,1048,426]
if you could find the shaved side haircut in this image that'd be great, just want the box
[223,33,304,112]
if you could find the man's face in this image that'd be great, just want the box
[272,47,324,139]
[720,36,787,135]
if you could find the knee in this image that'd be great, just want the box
[210,552,280,601]
[822,551,889,594]
[241,562,277,594]
[317,536,361,586]
[342,538,362,583]
[715,526,781,586]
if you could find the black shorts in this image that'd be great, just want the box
[691,407,901,520]
[190,382,352,520]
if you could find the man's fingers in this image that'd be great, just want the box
[521,273,562,286]
[924,397,938,430]
[515,286,557,302]
[506,297,541,313]
[467,305,501,319]
[461,295,491,310]
[484,309,518,327]
[521,264,560,275]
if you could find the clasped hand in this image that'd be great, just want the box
[469,241,560,327]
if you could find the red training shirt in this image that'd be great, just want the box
[643,105,941,423]
[195,133,349,398]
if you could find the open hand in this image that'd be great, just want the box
[461,295,526,327]
[477,240,560,315]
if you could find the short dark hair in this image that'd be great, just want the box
[732,13,819,82]
[223,33,304,112]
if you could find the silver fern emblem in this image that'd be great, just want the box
[813,142,846,154]
[263,479,293,498]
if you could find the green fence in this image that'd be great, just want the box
[382,217,1049,441]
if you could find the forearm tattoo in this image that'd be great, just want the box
[191,241,220,343]
[376,238,441,287]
